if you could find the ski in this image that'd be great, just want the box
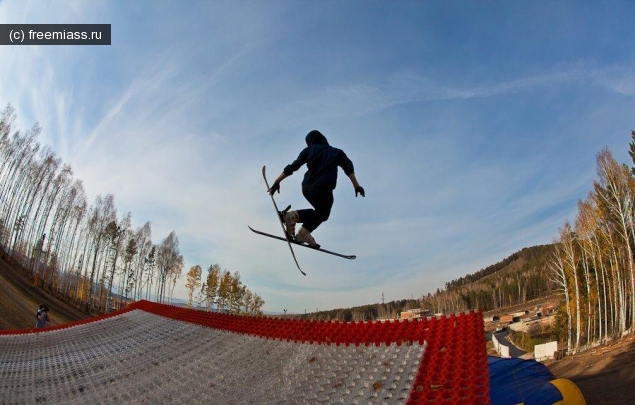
[248,226,357,260]
[260,165,306,276]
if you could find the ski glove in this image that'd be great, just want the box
[268,181,281,195]
[355,186,365,197]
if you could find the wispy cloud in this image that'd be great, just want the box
[277,62,635,127]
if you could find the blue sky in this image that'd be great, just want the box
[2,1,635,313]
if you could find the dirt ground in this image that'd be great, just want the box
[1,258,634,403]
[0,257,89,330]
[544,335,635,404]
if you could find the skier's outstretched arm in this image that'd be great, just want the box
[268,172,288,195]
[347,173,365,197]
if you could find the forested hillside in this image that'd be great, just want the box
[301,244,557,322]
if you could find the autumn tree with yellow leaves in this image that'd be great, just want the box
[550,132,635,354]
[185,265,202,308]
[194,264,264,315]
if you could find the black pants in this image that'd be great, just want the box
[297,187,334,232]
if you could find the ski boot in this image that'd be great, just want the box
[279,206,299,240]
[296,227,320,249]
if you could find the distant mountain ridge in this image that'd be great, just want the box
[299,244,557,322]
[445,244,555,290]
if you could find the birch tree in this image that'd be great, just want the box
[550,239,573,353]
[595,148,635,331]
[156,231,181,303]
[218,270,232,311]
[185,265,203,308]
[86,195,116,313]
[205,264,220,310]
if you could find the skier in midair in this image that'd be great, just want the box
[268,130,365,248]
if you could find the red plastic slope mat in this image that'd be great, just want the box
[0,300,490,404]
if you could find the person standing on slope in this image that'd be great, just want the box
[35,304,49,328]
[268,130,365,248]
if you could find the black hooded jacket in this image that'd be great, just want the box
[283,130,354,190]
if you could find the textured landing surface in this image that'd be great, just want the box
[0,301,489,404]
